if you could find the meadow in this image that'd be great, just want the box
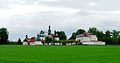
[0,45,120,63]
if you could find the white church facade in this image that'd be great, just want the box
[76,32,105,45]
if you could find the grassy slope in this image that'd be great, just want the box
[0,45,120,63]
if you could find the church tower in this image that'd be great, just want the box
[48,25,51,35]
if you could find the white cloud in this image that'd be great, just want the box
[0,4,80,18]
[88,2,98,6]
[9,0,15,2]
[42,0,59,2]
[1,0,120,40]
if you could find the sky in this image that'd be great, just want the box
[0,0,120,41]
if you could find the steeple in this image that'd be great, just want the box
[48,25,51,35]
[54,30,57,35]
[25,35,28,39]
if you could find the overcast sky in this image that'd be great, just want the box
[0,0,120,41]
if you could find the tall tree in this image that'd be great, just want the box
[105,30,111,38]
[56,31,67,40]
[76,29,86,35]
[111,30,120,38]
[96,31,105,39]
[0,28,9,44]
[69,32,77,40]
[88,27,98,34]
[88,27,105,39]
[18,38,22,45]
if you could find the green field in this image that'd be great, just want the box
[0,45,120,63]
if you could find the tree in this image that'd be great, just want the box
[111,30,120,38]
[96,31,105,39]
[76,29,86,35]
[88,27,98,34]
[18,38,22,45]
[0,28,9,44]
[56,31,67,40]
[105,30,111,38]
[69,32,77,40]
[69,29,85,40]
[23,35,28,42]
[111,38,119,45]
[88,27,105,39]
[45,36,52,45]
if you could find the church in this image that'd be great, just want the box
[76,32,106,45]
[23,26,59,45]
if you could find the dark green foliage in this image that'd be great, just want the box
[88,27,105,39]
[69,29,86,40]
[56,31,67,40]
[99,38,120,45]
[45,36,52,45]
[18,38,22,45]
[111,38,119,45]
[0,28,9,44]
[88,27,98,34]
[99,38,111,45]
[105,30,111,38]
[69,32,77,40]
[98,30,120,45]
[68,27,120,45]
[96,31,105,39]
[111,30,120,38]
[76,29,86,35]
[9,42,18,45]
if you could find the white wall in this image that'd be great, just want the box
[23,42,28,45]
[23,41,43,45]
[82,42,106,45]
[30,41,43,45]
[76,37,90,42]
[76,35,98,42]
[55,37,59,41]
[89,35,98,41]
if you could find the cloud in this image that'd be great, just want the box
[88,2,98,6]
[41,0,59,2]
[0,0,120,41]
[0,3,80,18]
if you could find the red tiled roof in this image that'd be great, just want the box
[27,37,35,42]
[83,32,94,37]
[50,34,58,37]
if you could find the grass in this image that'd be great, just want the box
[0,45,120,63]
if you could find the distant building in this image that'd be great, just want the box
[50,32,59,41]
[76,32,105,45]
[36,30,48,42]
[23,36,42,45]
[76,32,97,42]
[23,26,59,45]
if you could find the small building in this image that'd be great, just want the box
[23,36,43,45]
[50,34,59,41]
[76,32,105,45]
[36,30,48,43]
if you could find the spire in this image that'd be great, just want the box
[48,25,51,35]
[54,30,57,35]
[26,35,28,39]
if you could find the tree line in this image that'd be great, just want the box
[69,27,120,45]
[1,27,120,45]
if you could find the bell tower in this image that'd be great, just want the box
[48,25,51,35]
